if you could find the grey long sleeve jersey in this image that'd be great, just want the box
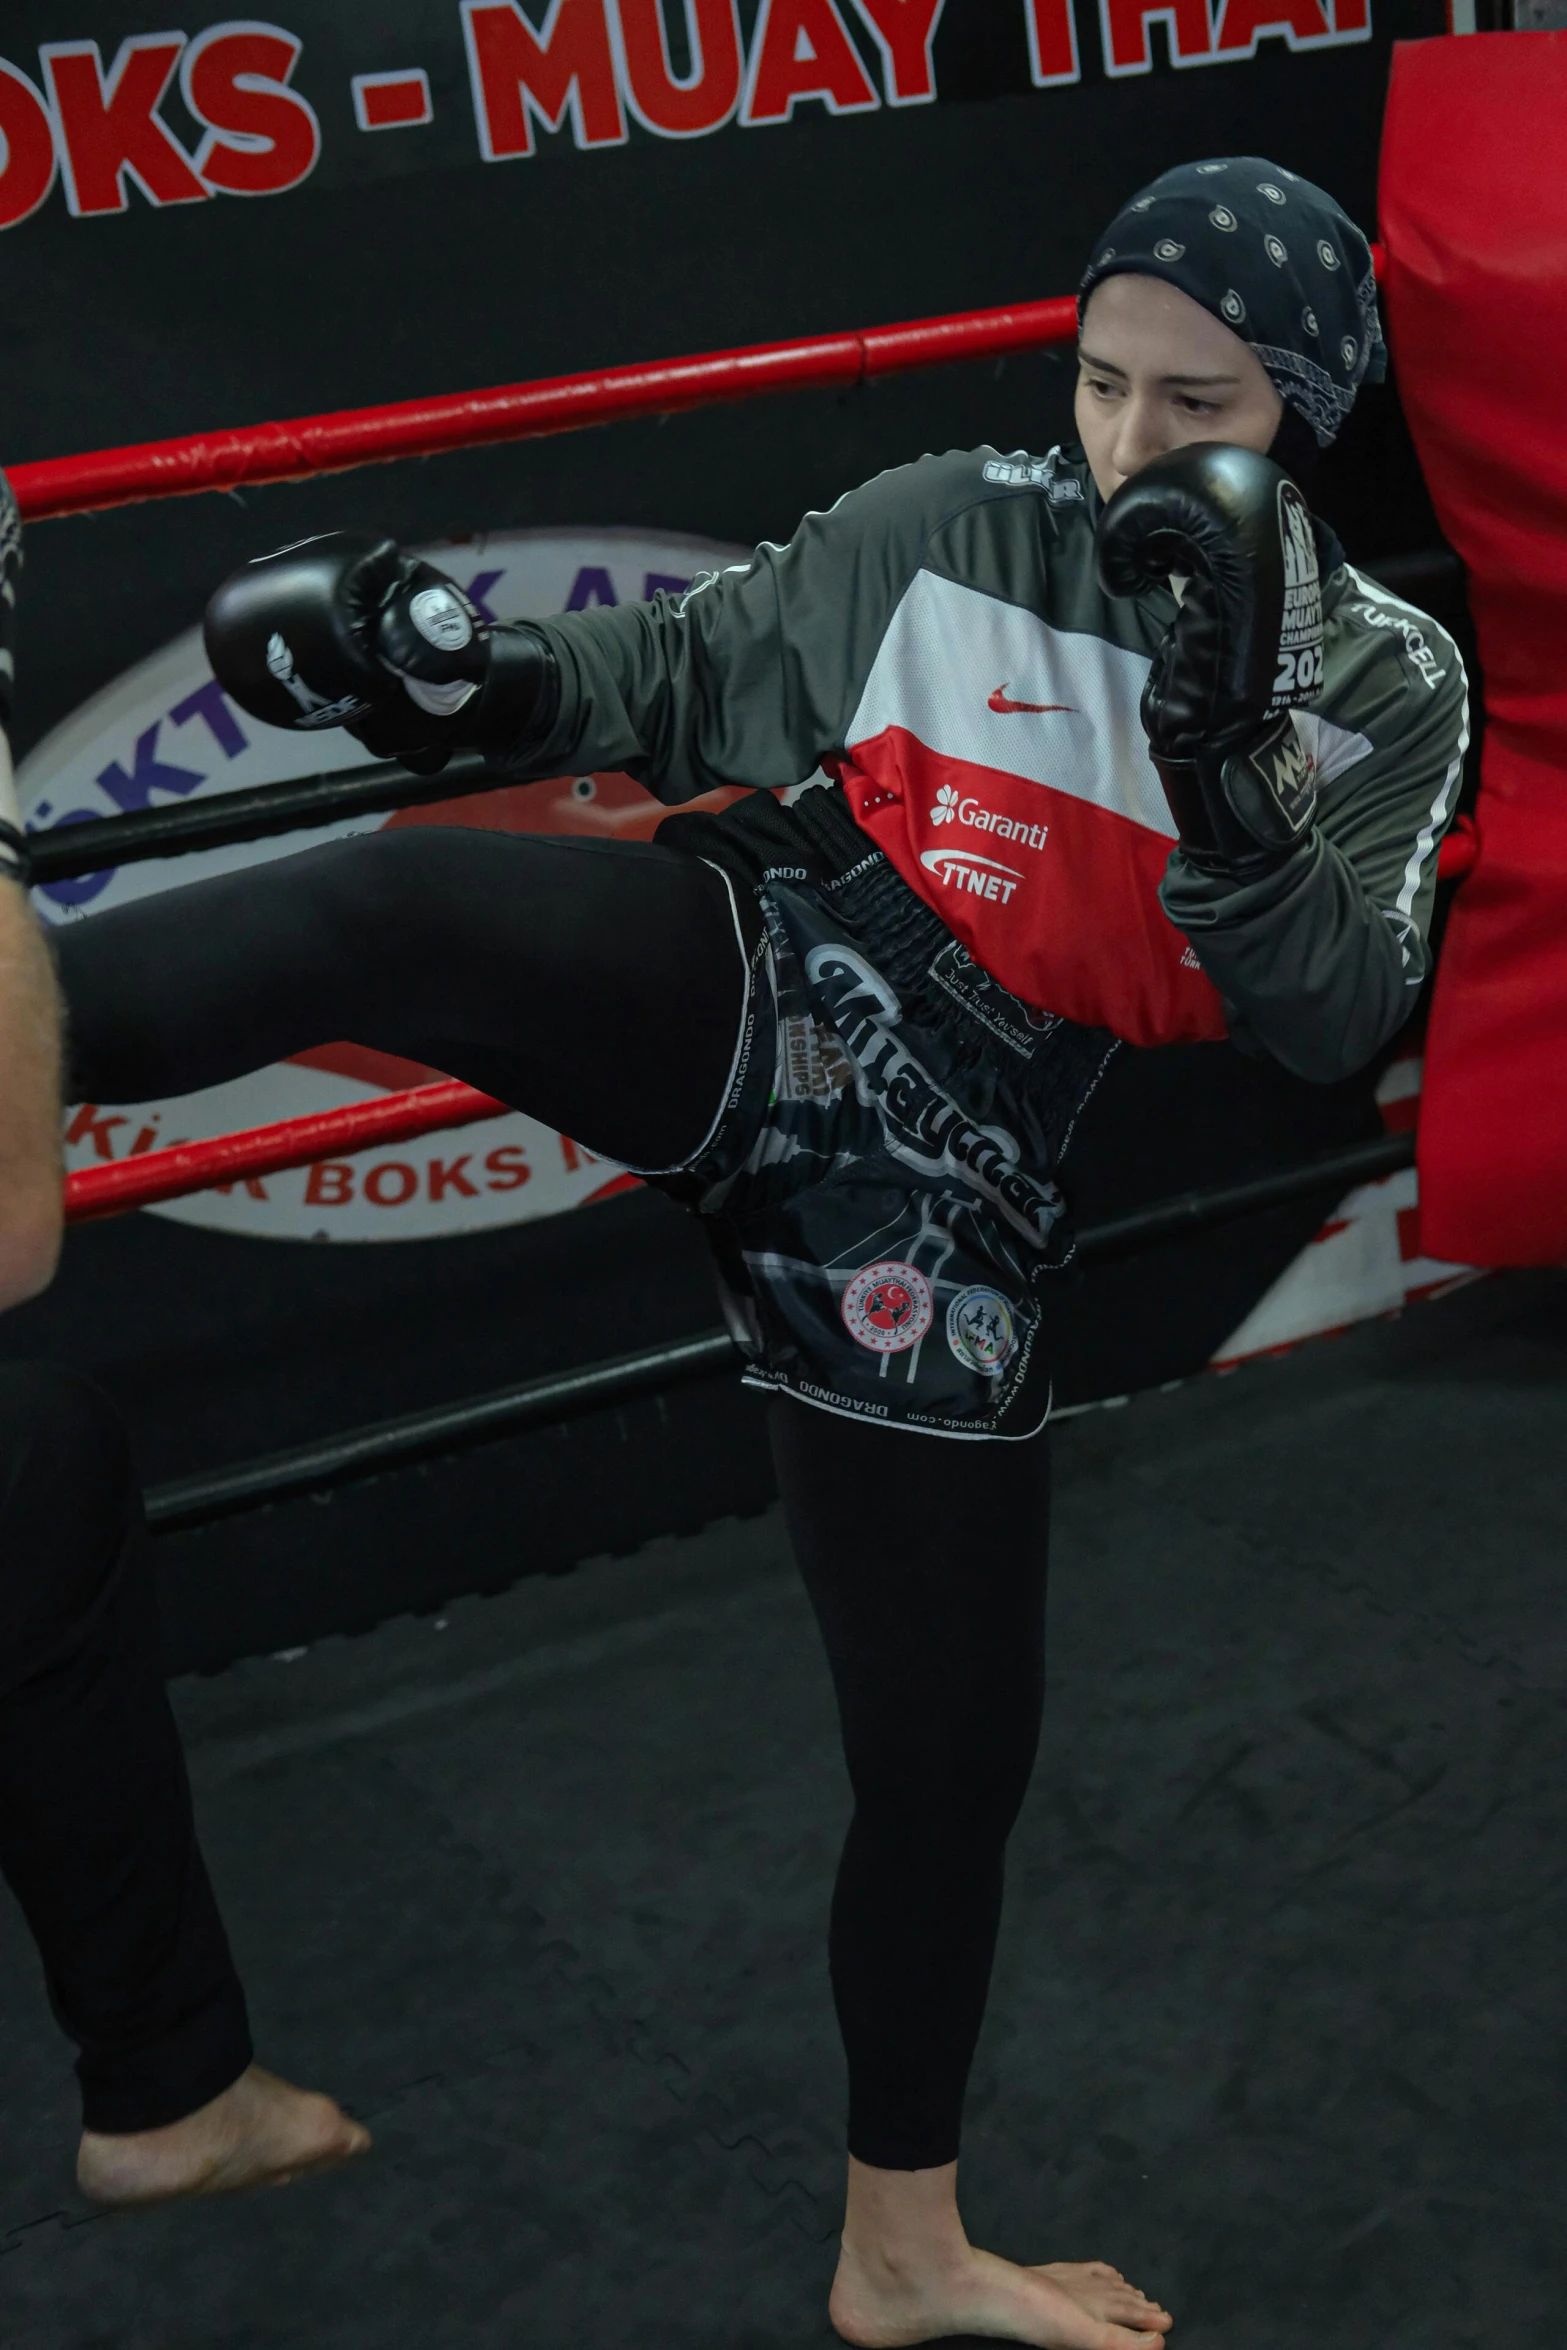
[499,444,1470,1083]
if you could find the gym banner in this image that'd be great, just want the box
[0,0,1383,238]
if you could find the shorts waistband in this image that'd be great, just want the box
[659,781,877,896]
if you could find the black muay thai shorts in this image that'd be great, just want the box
[650,786,1118,1440]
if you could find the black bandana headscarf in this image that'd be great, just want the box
[1077,158,1386,454]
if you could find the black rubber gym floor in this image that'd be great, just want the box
[1,1267,1562,2349]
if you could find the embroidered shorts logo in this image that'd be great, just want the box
[841,1261,935,1355]
[947,1285,1016,1377]
[802,943,1066,1248]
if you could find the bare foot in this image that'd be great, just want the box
[831,2240,1172,2348]
[77,2063,370,2208]
[1038,2262,1174,2338]
[829,2159,1170,2349]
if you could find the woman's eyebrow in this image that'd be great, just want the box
[1077,348,1243,391]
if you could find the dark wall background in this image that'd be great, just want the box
[0,2,1459,1662]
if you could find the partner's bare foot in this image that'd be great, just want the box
[831,2238,1173,2348]
[77,2063,370,2208]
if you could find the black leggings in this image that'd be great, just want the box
[0,1366,252,2132]
[63,826,750,1171]
[771,1397,1049,2167]
[55,826,1051,2165]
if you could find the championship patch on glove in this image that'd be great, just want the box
[1269,481,1324,711]
[1223,712,1317,851]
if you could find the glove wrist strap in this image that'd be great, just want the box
[361,624,559,779]
[1150,753,1223,859]
[459,627,560,767]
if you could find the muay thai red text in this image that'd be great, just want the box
[0,0,1376,233]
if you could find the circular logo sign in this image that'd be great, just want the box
[946,1285,1017,1377]
[26,525,749,1243]
[840,1261,934,1354]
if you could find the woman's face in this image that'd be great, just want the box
[1074,273,1285,501]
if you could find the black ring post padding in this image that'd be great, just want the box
[26,748,499,884]
[142,1132,1414,1535]
[1072,1129,1414,1259]
[144,1330,739,1533]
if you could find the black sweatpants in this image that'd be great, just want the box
[0,1365,252,2132]
[56,826,1052,2167]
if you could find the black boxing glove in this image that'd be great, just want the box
[0,471,30,887]
[203,532,557,777]
[1096,444,1324,880]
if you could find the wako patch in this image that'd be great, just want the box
[946,1285,1017,1376]
[841,1261,934,1354]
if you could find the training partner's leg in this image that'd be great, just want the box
[0,1364,366,2204]
[769,1398,1170,2350]
[55,825,748,1170]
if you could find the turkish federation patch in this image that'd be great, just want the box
[841,1261,934,1354]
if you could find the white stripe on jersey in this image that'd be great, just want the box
[1342,561,1469,934]
[846,571,1172,836]
[1395,709,1471,931]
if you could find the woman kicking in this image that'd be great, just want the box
[49,160,1464,2348]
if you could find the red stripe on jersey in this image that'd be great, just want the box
[841,728,1228,1047]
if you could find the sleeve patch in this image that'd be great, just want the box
[981,448,1083,503]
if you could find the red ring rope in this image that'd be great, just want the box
[7,255,1384,525]
[64,1080,509,1223]
[10,255,1385,525]
[12,297,1082,521]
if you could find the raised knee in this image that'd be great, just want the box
[304,826,456,954]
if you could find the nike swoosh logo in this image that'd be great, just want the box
[988,685,1074,715]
